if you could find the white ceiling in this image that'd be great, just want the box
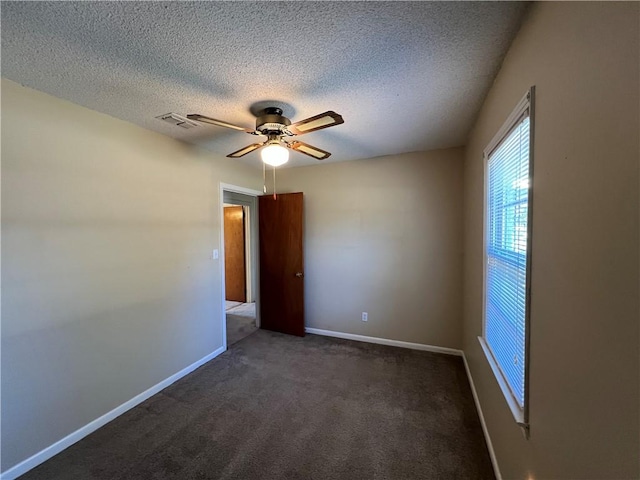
[1,1,528,168]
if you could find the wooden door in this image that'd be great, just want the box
[224,206,246,302]
[259,192,304,336]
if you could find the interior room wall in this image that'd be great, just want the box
[462,3,639,479]
[277,148,464,349]
[1,79,261,471]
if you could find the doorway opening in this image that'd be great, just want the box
[221,186,261,348]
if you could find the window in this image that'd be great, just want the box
[479,87,534,432]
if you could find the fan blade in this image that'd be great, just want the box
[187,114,254,133]
[287,111,344,135]
[227,143,264,158]
[288,141,331,160]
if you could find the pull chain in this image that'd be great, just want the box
[262,161,267,194]
[273,166,277,200]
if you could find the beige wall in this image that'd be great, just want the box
[278,149,464,349]
[1,79,261,471]
[462,3,639,479]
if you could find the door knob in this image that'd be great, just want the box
[295,272,304,278]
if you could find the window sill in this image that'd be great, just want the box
[478,336,529,438]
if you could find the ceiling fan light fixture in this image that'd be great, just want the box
[261,143,289,167]
[187,107,344,162]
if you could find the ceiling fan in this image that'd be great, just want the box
[187,107,344,166]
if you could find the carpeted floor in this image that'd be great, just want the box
[225,301,258,346]
[20,331,495,480]
[226,313,258,346]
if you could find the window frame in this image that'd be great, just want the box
[479,87,535,436]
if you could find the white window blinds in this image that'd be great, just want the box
[484,102,531,410]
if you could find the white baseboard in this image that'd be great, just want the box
[305,327,463,356]
[462,353,502,480]
[0,346,226,480]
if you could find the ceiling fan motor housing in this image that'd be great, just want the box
[256,107,291,135]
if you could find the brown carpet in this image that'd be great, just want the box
[19,330,494,479]
[226,313,258,346]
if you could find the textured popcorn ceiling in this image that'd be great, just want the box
[1,1,528,168]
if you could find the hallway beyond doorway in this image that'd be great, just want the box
[226,301,257,346]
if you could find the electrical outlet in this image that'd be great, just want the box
[212,249,219,260]
[361,312,368,322]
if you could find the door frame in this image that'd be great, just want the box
[219,183,262,351]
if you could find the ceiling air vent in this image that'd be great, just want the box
[156,112,199,129]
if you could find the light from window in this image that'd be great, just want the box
[480,88,534,427]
